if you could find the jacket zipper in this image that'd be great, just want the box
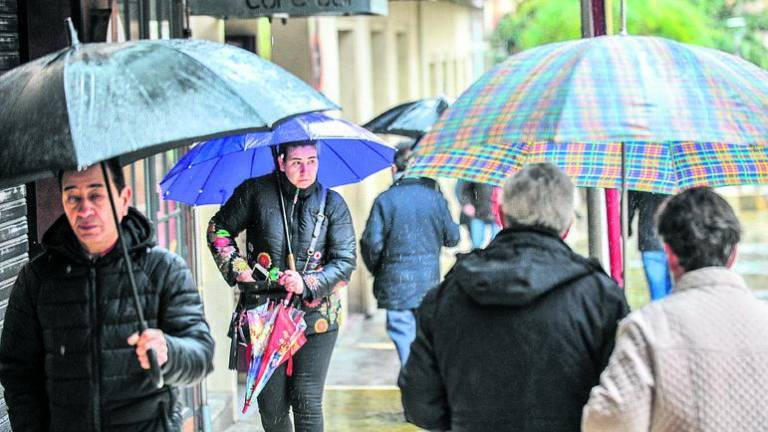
[289,189,299,263]
[89,267,102,431]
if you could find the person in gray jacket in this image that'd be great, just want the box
[583,187,768,431]
[361,145,459,365]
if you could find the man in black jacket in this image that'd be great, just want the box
[208,142,356,432]
[0,160,214,432]
[399,162,629,432]
[361,145,459,366]
[456,180,498,248]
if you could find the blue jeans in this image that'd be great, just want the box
[642,250,672,300]
[386,309,416,365]
[469,219,500,249]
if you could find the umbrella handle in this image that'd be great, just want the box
[100,162,164,389]
[147,348,164,388]
[286,253,296,272]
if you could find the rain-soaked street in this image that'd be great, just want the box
[223,191,768,431]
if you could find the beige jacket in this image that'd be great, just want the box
[582,267,768,432]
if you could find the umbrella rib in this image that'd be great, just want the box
[325,140,364,181]
[160,145,200,192]
[161,43,269,126]
[160,144,209,203]
[359,139,396,164]
[250,141,259,178]
[199,153,229,205]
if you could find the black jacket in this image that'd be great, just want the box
[361,177,459,310]
[456,180,496,224]
[0,208,214,432]
[628,191,668,252]
[209,173,356,334]
[399,227,629,432]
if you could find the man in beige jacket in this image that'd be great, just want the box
[582,187,768,432]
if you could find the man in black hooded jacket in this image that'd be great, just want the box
[399,162,629,432]
[0,160,214,432]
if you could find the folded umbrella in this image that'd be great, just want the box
[242,295,307,413]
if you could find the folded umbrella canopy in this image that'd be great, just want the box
[363,96,451,139]
[242,295,307,413]
[160,112,396,205]
[0,24,338,188]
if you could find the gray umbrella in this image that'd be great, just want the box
[0,22,338,188]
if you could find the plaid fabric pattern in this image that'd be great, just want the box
[409,36,768,192]
[410,141,768,194]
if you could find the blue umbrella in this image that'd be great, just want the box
[160,112,396,205]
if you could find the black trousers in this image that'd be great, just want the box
[257,330,338,432]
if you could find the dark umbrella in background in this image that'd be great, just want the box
[363,96,451,140]
[0,19,338,387]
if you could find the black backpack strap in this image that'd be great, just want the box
[307,187,328,257]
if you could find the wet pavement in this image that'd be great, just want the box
[224,310,419,431]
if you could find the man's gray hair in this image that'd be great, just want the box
[501,162,575,233]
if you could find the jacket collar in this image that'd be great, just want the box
[675,267,749,294]
[276,170,320,200]
[394,177,436,188]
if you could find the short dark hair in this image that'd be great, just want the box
[656,187,741,272]
[278,141,319,160]
[58,158,126,192]
[394,141,414,173]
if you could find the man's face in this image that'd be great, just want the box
[61,165,132,255]
[279,145,319,189]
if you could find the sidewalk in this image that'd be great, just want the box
[223,310,419,431]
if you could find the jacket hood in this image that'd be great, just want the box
[453,227,599,306]
[42,207,155,263]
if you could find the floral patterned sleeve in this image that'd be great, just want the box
[207,221,254,286]
[207,181,257,287]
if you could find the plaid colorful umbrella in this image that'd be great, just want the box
[408,35,768,194]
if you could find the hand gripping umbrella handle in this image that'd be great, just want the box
[100,162,164,389]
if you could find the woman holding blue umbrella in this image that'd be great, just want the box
[208,141,356,432]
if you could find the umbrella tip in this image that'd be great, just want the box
[65,17,81,47]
